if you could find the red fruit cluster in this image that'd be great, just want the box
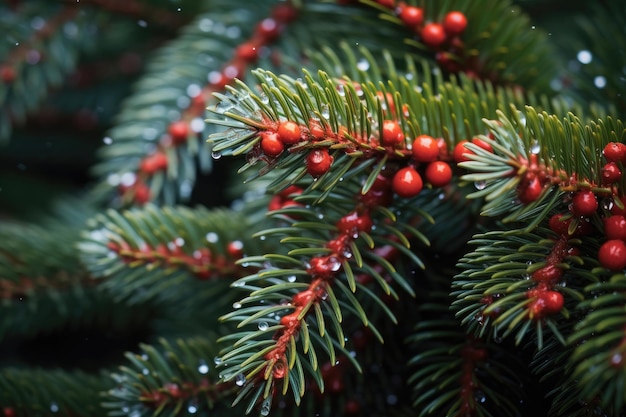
[395,4,468,50]
[259,121,304,157]
[601,142,625,185]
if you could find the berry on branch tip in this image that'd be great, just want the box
[381,120,404,146]
[571,190,598,217]
[598,239,626,271]
[421,23,447,48]
[168,120,189,145]
[412,134,439,162]
[306,148,333,177]
[392,166,423,198]
[603,142,626,163]
[260,131,285,157]
[443,11,468,36]
[398,5,424,28]
[277,121,302,145]
[425,161,452,187]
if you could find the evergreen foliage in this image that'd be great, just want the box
[1,0,626,416]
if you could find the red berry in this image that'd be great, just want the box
[603,142,626,163]
[541,290,564,315]
[227,240,244,258]
[236,42,259,62]
[336,211,373,235]
[453,140,473,164]
[277,121,302,145]
[471,137,493,153]
[598,239,626,271]
[571,190,598,217]
[133,181,151,204]
[308,120,326,139]
[425,161,453,187]
[549,213,571,236]
[279,185,303,198]
[518,176,543,204]
[256,18,280,41]
[399,5,424,28]
[604,215,626,241]
[392,166,423,198]
[168,120,189,144]
[139,152,168,174]
[601,162,622,184]
[528,288,564,318]
[443,11,468,36]
[3,408,16,417]
[381,120,404,146]
[1,65,16,84]
[421,23,447,48]
[260,131,285,157]
[412,134,439,162]
[306,148,333,177]
[271,3,298,23]
[531,265,563,284]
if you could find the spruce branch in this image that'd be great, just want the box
[89,1,297,207]
[0,368,108,416]
[407,295,527,417]
[79,205,257,305]
[103,337,238,417]
[0,2,97,142]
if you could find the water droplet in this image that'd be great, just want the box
[260,398,272,416]
[594,75,607,89]
[232,301,242,309]
[336,84,345,96]
[142,368,149,375]
[530,140,540,154]
[320,105,330,119]
[258,321,269,331]
[191,117,205,133]
[259,235,266,241]
[120,172,137,187]
[474,390,486,403]
[235,373,246,386]
[102,136,113,145]
[317,213,324,219]
[211,150,222,160]
[356,58,370,71]
[287,275,297,283]
[50,402,59,413]
[214,356,223,366]
[602,198,615,211]
[328,256,342,271]
[577,50,592,64]
[342,249,353,259]
[198,361,209,374]
[474,181,487,190]
[187,403,198,414]
[137,20,147,28]
[205,232,218,243]
[175,237,185,246]
[611,352,623,366]
[260,93,269,104]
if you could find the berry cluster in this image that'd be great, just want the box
[371,1,469,72]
